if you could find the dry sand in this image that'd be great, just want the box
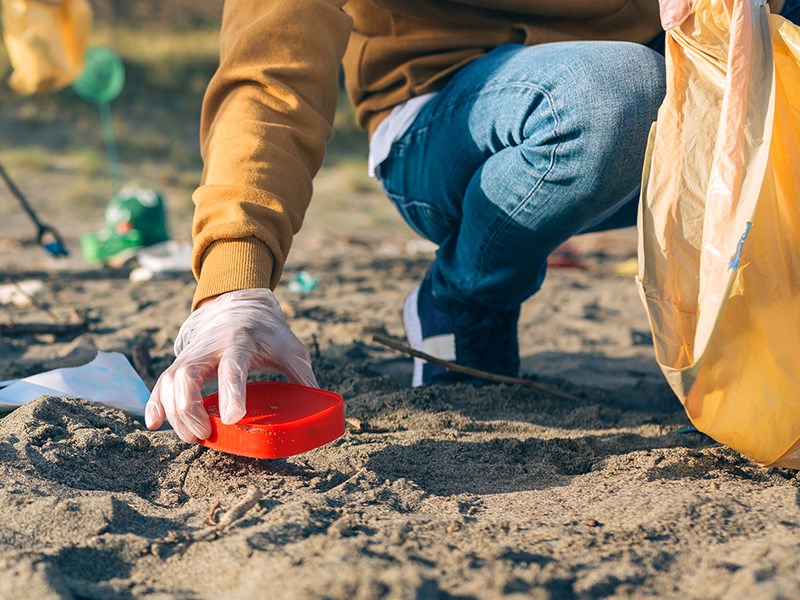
[0,169,798,599]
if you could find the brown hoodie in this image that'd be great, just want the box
[191,0,662,308]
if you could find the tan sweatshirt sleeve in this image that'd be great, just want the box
[191,0,352,309]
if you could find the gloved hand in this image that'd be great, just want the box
[659,0,691,29]
[144,288,317,443]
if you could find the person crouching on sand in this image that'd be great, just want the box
[144,0,800,441]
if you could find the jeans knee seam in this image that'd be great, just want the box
[434,82,560,130]
[473,90,562,284]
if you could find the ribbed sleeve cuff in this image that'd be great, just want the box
[192,237,275,310]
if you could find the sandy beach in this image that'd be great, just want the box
[1,4,799,595]
[0,195,798,598]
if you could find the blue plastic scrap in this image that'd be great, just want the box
[728,221,752,270]
[288,270,320,293]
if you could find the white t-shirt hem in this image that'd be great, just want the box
[367,92,438,178]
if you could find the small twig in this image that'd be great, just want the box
[0,320,88,336]
[192,487,263,542]
[204,500,221,526]
[372,334,582,402]
[153,488,264,558]
[218,487,262,527]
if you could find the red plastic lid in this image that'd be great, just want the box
[199,382,345,459]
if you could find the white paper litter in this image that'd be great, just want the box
[137,241,192,273]
[0,280,44,307]
[0,351,150,416]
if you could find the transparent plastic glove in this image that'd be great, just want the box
[144,288,317,443]
[659,0,692,29]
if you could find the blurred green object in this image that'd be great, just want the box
[73,46,125,193]
[105,186,169,247]
[72,46,125,104]
[80,229,142,265]
[288,270,320,294]
[80,186,170,264]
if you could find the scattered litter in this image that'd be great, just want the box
[677,426,699,435]
[614,257,638,277]
[0,280,44,307]
[129,267,154,283]
[81,185,170,264]
[288,271,320,294]
[547,241,588,270]
[728,221,752,270]
[547,256,589,269]
[0,351,150,416]
[137,240,192,273]
[200,382,344,458]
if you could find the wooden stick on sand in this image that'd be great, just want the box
[372,335,582,402]
[0,321,88,336]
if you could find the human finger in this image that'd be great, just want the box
[217,348,249,425]
[173,366,213,440]
[159,369,199,443]
[272,333,318,388]
[145,378,167,430]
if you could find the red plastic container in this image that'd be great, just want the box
[199,382,345,459]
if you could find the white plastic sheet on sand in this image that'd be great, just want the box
[0,351,149,416]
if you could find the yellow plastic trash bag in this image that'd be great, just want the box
[638,0,800,468]
[1,0,92,93]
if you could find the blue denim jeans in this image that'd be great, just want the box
[377,5,800,310]
[783,0,800,22]
[376,41,665,308]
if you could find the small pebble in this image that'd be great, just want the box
[446,522,461,534]
[581,518,601,528]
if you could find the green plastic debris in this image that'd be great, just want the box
[81,186,170,264]
[80,229,142,265]
[288,271,320,294]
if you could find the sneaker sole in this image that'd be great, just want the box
[402,285,424,387]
